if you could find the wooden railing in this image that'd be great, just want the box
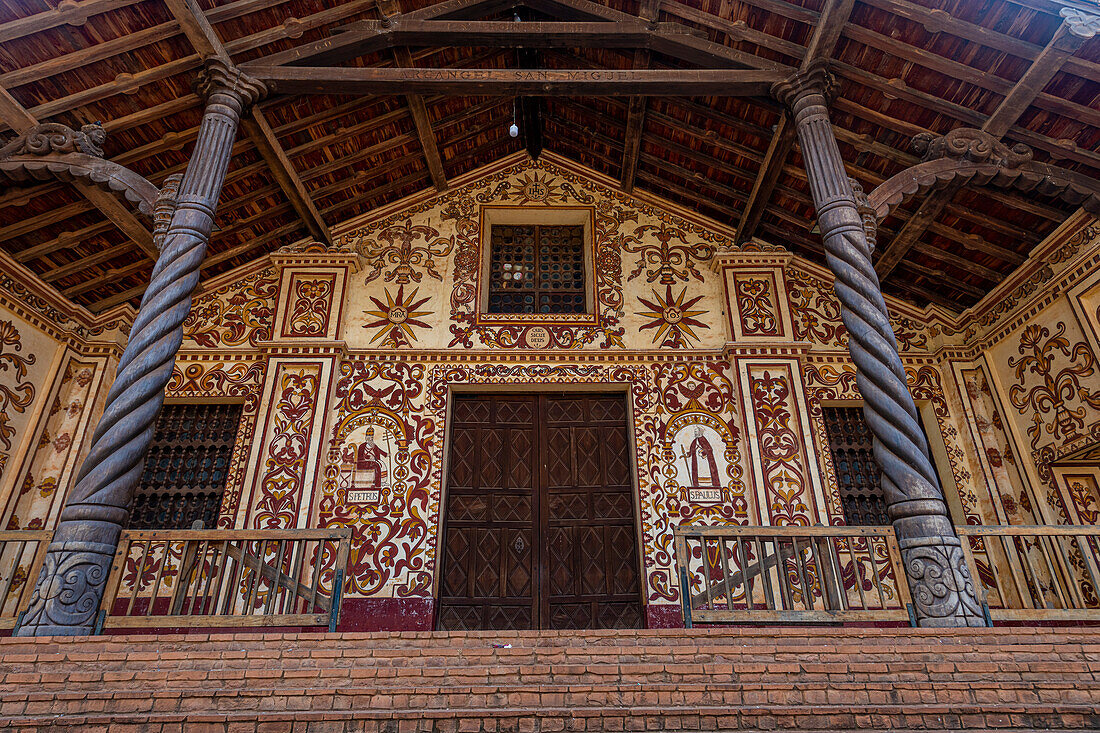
[674,525,914,625]
[958,525,1100,622]
[98,528,353,631]
[0,530,51,630]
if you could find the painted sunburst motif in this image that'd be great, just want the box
[636,285,708,348]
[363,285,431,347]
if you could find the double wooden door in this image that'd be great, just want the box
[438,394,643,630]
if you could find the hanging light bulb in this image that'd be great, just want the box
[509,96,519,138]
[509,123,520,138]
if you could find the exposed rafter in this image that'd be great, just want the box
[394,48,449,191]
[873,11,1097,281]
[377,0,449,191]
[619,0,660,193]
[734,0,855,244]
[164,0,333,245]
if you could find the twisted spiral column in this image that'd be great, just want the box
[16,60,266,636]
[773,62,984,627]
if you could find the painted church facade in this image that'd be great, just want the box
[2,153,1098,631]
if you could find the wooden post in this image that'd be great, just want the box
[773,61,985,627]
[15,59,265,636]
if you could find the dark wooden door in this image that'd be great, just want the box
[438,394,643,630]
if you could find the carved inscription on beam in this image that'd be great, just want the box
[245,18,778,71]
[252,67,785,96]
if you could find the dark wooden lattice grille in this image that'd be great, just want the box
[822,406,889,526]
[127,403,242,530]
[488,224,585,314]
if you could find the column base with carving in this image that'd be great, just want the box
[17,539,115,635]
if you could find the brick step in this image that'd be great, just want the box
[2,661,1095,693]
[2,702,1098,732]
[2,628,1099,732]
[3,626,1098,651]
[2,680,1095,713]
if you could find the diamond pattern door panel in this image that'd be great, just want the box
[542,395,642,630]
[438,396,537,630]
[439,394,642,630]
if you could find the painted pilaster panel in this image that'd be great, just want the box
[713,250,794,344]
[0,310,64,501]
[240,356,338,530]
[737,358,826,526]
[270,246,359,343]
[2,354,109,532]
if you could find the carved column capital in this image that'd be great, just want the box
[771,59,835,114]
[195,58,267,111]
[152,173,183,252]
[849,177,877,253]
[1060,5,1100,39]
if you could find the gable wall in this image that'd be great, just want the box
[3,154,1098,628]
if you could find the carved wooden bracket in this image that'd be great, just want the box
[0,122,160,216]
[866,128,1100,221]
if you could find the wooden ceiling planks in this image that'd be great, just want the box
[0,0,1095,312]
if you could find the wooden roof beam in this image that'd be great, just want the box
[392,47,448,191]
[544,96,1049,258]
[887,278,969,311]
[375,0,447,190]
[619,0,660,193]
[858,0,1097,81]
[248,0,786,72]
[874,11,1095,280]
[241,110,333,245]
[733,116,795,243]
[734,0,853,243]
[620,80,648,193]
[80,104,503,309]
[95,143,492,310]
[252,66,785,96]
[662,0,1100,168]
[165,0,333,246]
[897,261,988,300]
[0,0,144,44]
[0,85,158,262]
[3,0,373,134]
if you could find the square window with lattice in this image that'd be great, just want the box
[487,224,586,315]
[127,403,242,530]
[478,207,595,322]
[822,406,889,527]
